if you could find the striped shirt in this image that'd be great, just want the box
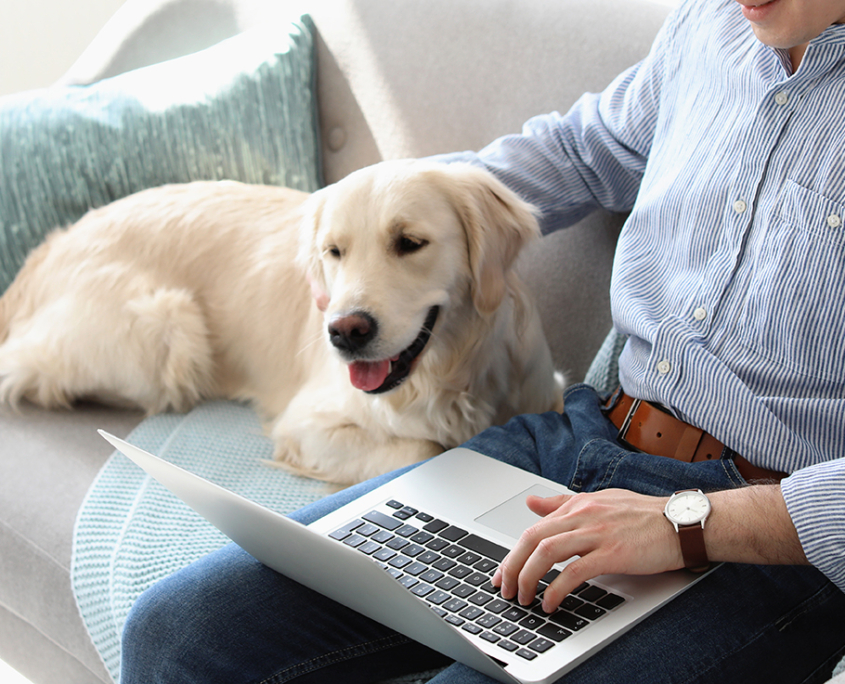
[440,0,845,590]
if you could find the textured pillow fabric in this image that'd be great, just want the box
[0,14,321,294]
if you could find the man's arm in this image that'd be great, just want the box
[492,484,808,613]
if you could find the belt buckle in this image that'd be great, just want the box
[616,398,642,453]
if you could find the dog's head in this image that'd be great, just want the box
[298,160,539,394]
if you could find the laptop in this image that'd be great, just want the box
[99,430,709,684]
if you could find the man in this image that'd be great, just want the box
[119,0,845,681]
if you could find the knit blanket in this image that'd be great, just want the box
[71,400,333,682]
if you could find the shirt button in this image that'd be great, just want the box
[657,360,672,375]
[693,307,707,321]
[733,199,747,214]
[828,214,842,229]
[774,91,789,106]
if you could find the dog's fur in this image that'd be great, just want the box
[0,160,563,484]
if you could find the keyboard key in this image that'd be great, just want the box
[466,572,489,586]
[578,585,608,603]
[550,611,589,631]
[452,584,476,599]
[433,558,457,571]
[363,511,403,531]
[497,640,518,652]
[405,562,428,576]
[387,537,410,550]
[486,599,510,614]
[403,544,425,557]
[538,623,572,642]
[445,615,465,627]
[372,530,394,544]
[474,559,498,573]
[448,565,473,579]
[441,545,465,559]
[373,548,397,562]
[461,623,483,635]
[457,552,482,565]
[411,531,435,544]
[399,576,419,589]
[423,519,449,534]
[560,595,585,611]
[440,525,469,541]
[458,534,509,562]
[396,524,419,538]
[512,629,536,646]
[477,613,502,629]
[459,606,484,621]
[416,512,434,523]
[420,569,444,584]
[469,592,493,607]
[426,590,451,605]
[493,622,519,637]
[444,598,468,613]
[357,541,381,555]
[502,607,528,622]
[388,555,412,569]
[574,603,607,620]
[436,577,461,591]
[411,583,434,597]
[426,538,450,552]
[386,500,404,509]
[518,615,546,631]
[596,593,626,610]
[529,637,556,653]
[329,519,363,541]
[516,648,538,661]
[417,551,441,565]
[343,534,366,548]
[480,631,500,643]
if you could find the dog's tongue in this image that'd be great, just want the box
[349,360,391,392]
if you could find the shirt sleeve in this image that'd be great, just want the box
[429,5,684,235]
[780,460,845,592]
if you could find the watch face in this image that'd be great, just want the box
[665,490,711,526]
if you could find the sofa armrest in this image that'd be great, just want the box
[57,0,289,86]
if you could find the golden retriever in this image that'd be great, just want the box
[0,160,563,484]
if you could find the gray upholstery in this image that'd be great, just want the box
[1,1,670,681]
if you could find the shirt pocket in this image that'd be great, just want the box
[738,180,845,383]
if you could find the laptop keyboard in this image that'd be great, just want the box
[328,499,627,662]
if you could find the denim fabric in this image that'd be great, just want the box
[120,385,845,684]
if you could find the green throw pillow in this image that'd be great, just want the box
[0,14,322,294]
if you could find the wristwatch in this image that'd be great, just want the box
[664,489,712,573]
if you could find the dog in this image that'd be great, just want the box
[0,160,564,485]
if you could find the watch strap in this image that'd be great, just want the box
[677,523,709,573]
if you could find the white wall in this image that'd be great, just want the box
[0,0,126,96]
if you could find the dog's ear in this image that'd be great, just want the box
[440,164,540,315]
[297,190,329,305]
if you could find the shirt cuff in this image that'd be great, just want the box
[781,459,845,593]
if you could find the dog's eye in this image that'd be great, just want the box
[396,236,428,256]
[326,245,341,258]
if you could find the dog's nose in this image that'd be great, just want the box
[328,311,378,353]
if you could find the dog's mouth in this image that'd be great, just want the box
[348,306,440,394]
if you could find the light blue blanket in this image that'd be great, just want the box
[71,401,333,682]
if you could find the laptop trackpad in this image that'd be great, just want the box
[475,484,565,541]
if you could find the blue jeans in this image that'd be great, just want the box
[119,385,845,683]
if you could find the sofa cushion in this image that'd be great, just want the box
[0,14,321,294]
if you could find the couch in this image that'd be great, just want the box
[2,1,842,683]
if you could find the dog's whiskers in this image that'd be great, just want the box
[295,329,325,357]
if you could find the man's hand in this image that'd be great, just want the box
[491,489,681,613]
[491,484,808,614]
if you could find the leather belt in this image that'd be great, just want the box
[604,390,786,483]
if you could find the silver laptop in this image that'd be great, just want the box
[99,430,708,684]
